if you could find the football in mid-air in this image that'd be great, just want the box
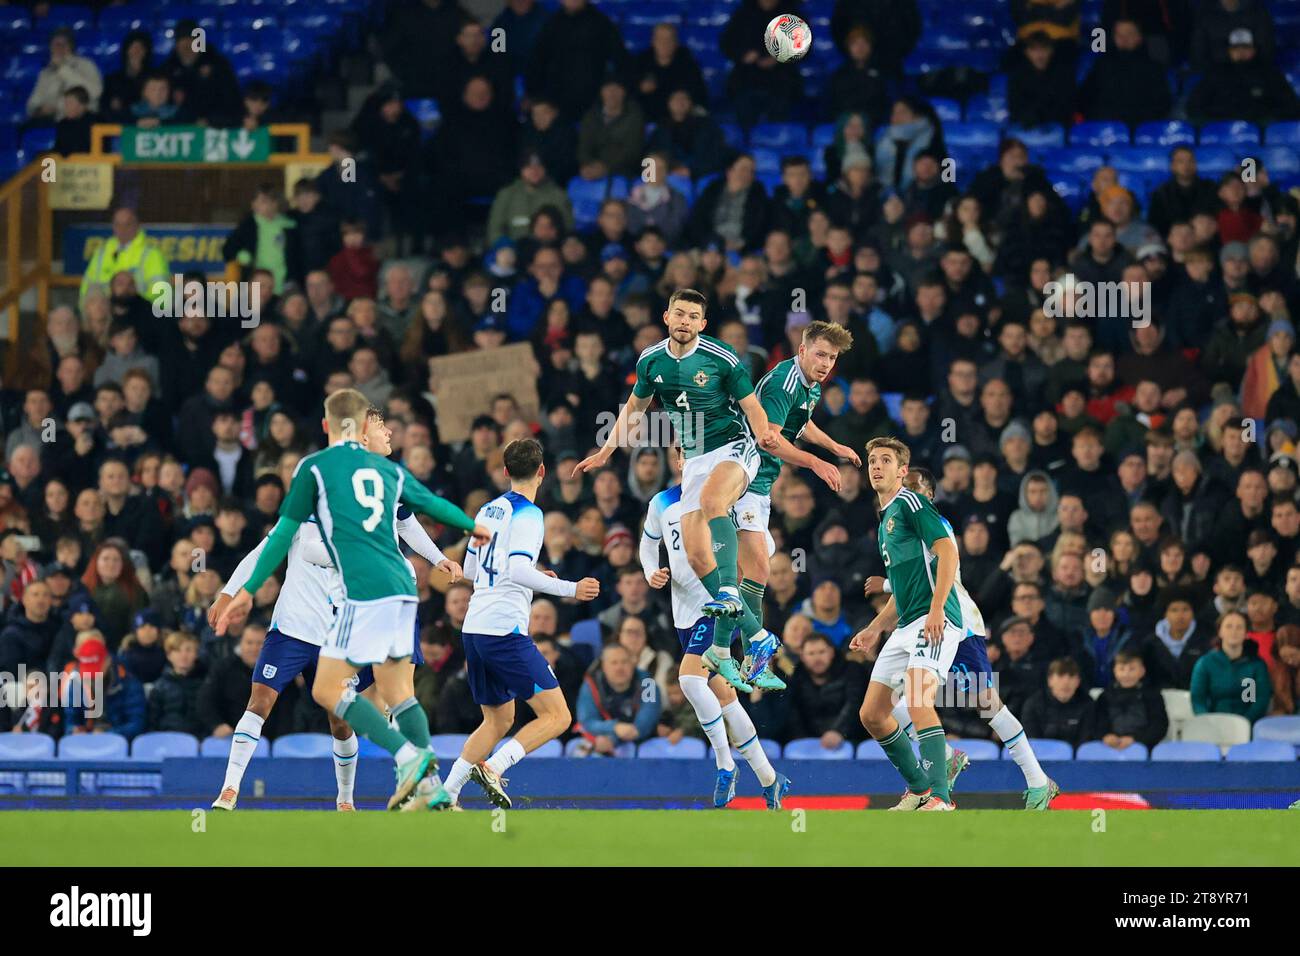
[765,14,813,63]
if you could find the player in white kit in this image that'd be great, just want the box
[208,408,466,811]
[440,438,601,810]
[640,443,790,809]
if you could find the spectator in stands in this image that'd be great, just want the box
[162,19,242,128]
[487,153,574,246]
[1008,31,1076,129]
[874,96,937,192]
[576,76,646,181]
[1148,148,1219,240]
[129,71,183,128]
[968,139,1056,237]
[199,622,284,738]
[828,26,890,129]
[1241,318,1294,419]
[722,0,806,128]
[1191,0,1277,70]
[613,614,674,691]
[98,458,164,570]
[62,629,146,739]
[783,632,867,747]
[428,76,521,232]
[492,0,549,78]
[1269,623,1300,715]
[625,154,690,246]
[1092,647,1169,750]
[78,206,171,309]
[1021,656,1095,746]
[1188,27,1300,125]
[101,29,153,123]
[1077,18,1172,126]
[117,609,165,685]
[633,23,708,124]
[54,86,93,156]
[0,578,59,676]
[991,613,1054,714]
[147,630,204,734]
[443,19,514,114]
[576,643,662,750]
[80,538,146,650]
[26,26,102,122]
[327,220,380,302]
[647,89,730,183]
[830,0,921,77]
[687,153,769,252]
[526,0,629,122]
[1142,587,1212,689]
[223,185,301,296]
[94,321,159,396]
[1190,608,1272,721]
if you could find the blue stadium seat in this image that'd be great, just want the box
[130,731,199,760]
[357,737,388,758]
[1198,120,1260,146]
[1075,740,1148,761]
[1069,121,1130,148]
[0,8,29,31]
[756,171,782,194]
[1001,738,1074,761]
[59,733,129,759]
[952,739,1000,761]
[1265,120,1300,146]
[1134,120,1196,147]
[718,122,745,150]
[1225,740,1296,761]
[1252,715,1300,745]
[637,736,706,759]
[855,739,892,759]
[0,733,55,759]
[810,123,836,150]
[783,737,853,759]
[1038,147,1104,176]
[568,618,603,657]
[526,739,563,758]
[1261,145,1300,176]
[1107,146,1168,173]
[1194,146,1238,176]
[567,176,618,229]
[965,94,1008,124]
[749,122,809,152]
[751,147,781,175]
[618,24,653,50]
[201,734,270,758]
[1152,741,1221,761]
[686,5,732,29]
[19,127,55,155]
[270,732,333,758]
[1115,170,1154,206]
[944,120,1001,150]
[1006,124,1065,149]
[40,5,96,31]
[431,733,469,760]
[97,6,152,34]
[930,97,962,124]
[562,737,636,757]
[405,98,440,133]
[680,25,716,58]
[666,172,692,200]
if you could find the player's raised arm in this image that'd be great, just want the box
[572,390,652,476]
[397,471,489,546]
[800,419,861,467]
[763,431,842,491]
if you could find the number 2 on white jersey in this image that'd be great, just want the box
[352,468,384,531]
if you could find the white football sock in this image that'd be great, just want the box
[680,675,734,770]
[394,741,420,766]
[221,711,263,792]
[486,738,526,776]
[333,732,358,804]
[444,756,474,803]
[721,700,776,786]
[990,706,1047,788]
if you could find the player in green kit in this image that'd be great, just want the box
[851,436,964,811]
[214,388,490,811]
[573,288,781,692]
[731,320,861,689]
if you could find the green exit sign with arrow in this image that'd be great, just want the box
[121,126,271,163]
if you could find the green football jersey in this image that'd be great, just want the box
[279,441,468,602]
[749,358,821,496]
[632,334,754,458]
[878,486,963,630]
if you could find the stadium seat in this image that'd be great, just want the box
[1251,715,1300,746]
[1260,145,1300,176]
[666,172,692,200]
[783,737,853,759]
[1106,146,1168,173]
[1001,738,1073,761]
[431,734,469,760]
[1197,120,1260,146]
[718,122,745,150]
[751,147,781,175]
[1005,124,1064,149]
[568,618,603,657]
[562,737,635,757]
[749,122,808,152]
[201,734,269,758]
[0,732,55,759]
[1180,713,1251,754]
[855,739,892,759]
[944,120,1001,150]
[270,733,333,758]
[528,739,562,758]
[1075,740,1148,761]
[1134,120,1195,147]
[930,98,962,124]
[637,736,706,759]
[1151,740,1221,761]
[1225,740,1297,762]
[18,126,54,155]
[405,98,440,134]
[1265,120,1300,145]
[1194,146,1238,176]
[130,731,199,760]
[964,94,1008,125]
[1038,147,1104,175]
[1160,689,1193,740]
[357,737,388,758]
[1049,177,1086,212]
[951,739,1000,761]
[1069,120,1130,148]
[58,733,129,760]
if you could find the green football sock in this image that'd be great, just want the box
[341,695,410,756]
[391,696,430,749]
[879,723,930,794]
[700,567,722,597]
[707,516,739,589]
[916,725,951,802]
[740,579,765,624]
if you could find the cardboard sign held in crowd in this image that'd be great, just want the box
[428,343,539,443]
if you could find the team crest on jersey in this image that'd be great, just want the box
[693,370,709,386]
[261,664,278,679]
[741,509,756,524]
[886,517,895,533]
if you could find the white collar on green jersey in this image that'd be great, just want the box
[668,336,701,361]
[791,357,812,388]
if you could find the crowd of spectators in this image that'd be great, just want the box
[3,0,1300,755]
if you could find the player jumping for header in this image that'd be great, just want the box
[572,288,782,693]
[214,388,489,811]
[852,436,964,811]
[859,467,1059,810]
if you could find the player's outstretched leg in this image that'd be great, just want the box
[212,684,278,810]
[860,680,932,809]
[445,701,515,809]
[980,688,1056,809]
[736,539,784,688]
[891,696,966,793]
[905,668,955,810]
[709,677,788,808]
[680,656,738,806]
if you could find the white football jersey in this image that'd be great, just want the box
[642,485,712,629]
[940,515,985,637]
[223,519,340,646]
[462,491,546,637]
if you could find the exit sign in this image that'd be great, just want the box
[121,125,271,163]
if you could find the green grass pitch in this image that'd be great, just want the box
[5,810,1298,866]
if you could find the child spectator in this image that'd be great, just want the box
[327,220,380,301]
[93,321,160,394]
[117,608,166,684]
[1078,586,1133,689]
[1244,586,1279,665]
[1190,609,1272,722]
[62,629,146,739]
[1092,648,1169,751]
[130,71,182,128]
[289,179,341,280]
[796,575,854,648]
[240,80,273,130]
[1216,172,1263,244]
[54,86,94,156]
[1269,623,1300,715]
[147,630,204,734]
[1008,471,1059,548]
[1021,657,1095,748]
[223,185,301,295]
